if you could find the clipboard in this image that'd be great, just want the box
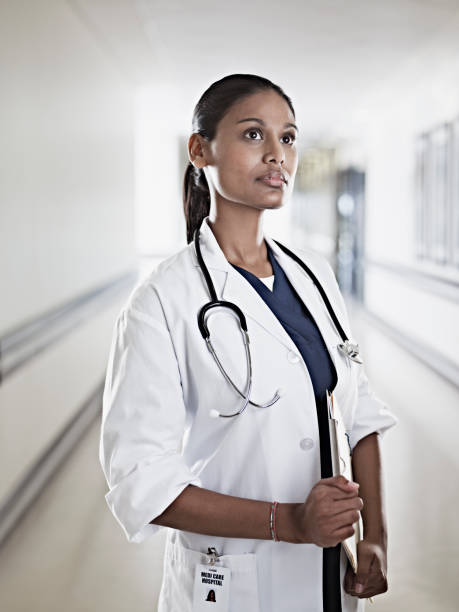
[326,389,363,573]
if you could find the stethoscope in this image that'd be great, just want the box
[194,224,363,418]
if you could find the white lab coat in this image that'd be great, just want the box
[99,216,397,612]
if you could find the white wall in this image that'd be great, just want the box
[0,0,136,509]
[0,0,136,333]
[341,12,459,367]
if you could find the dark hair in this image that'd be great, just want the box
[183,74,296,244]
[206,590,216,602]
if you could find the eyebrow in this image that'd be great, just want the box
[236,117,299,132]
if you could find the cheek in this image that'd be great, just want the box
[212,146,255,193]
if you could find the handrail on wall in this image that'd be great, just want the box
[363,257,459,303]
[0,270,138,385]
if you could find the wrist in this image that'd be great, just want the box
[275,503,303,544]
[364,525,387,549]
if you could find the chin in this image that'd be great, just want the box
[267,201,285,210]
[256,200,285,211]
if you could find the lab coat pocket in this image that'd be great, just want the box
[159,539,260,612]
[221,550,260,612]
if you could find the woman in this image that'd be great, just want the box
[99,74,397,612]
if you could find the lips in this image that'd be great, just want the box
[257,171,287,183]
[257,174,287,189]
[257,171,288,188]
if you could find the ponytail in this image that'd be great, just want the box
[183,161,210,244]
[182,74,295,244]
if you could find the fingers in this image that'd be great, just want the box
[330,509,361,534]
[304,476,363,547]
[318,475,360,495]
[344,545,388,599]
[328,497,364,517]
[347,571,388,598]
[331,524,355,544]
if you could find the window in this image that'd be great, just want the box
[415,118,459,269]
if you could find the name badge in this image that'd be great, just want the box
[192,550,231,612]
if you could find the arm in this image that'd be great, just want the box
[99,294,203,544]
[151,476,363,547]
[353,432,387,547]
[151,484,298,541]
[344,432,389,598]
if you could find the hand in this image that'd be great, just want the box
[344,540,388,599]
[294,475,363,547]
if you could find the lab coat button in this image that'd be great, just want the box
[287,350,300,364]
[299,437,314,450]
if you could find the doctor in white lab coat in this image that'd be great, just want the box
[99,74,397,612]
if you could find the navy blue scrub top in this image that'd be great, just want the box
[229,240,338,402]
[230,240,342,612]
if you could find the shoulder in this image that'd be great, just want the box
[118,243,195,325]
[278,241,338,289]
[277,240,351,330]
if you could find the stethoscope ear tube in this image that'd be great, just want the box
[272,239,349,345]
[272,240,364,364]
[194,227,218,301]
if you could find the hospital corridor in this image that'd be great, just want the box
[1,1,459,611]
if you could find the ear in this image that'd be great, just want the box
[188,133,208,169]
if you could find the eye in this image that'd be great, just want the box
[244,128,262,140]
[282,132,297,145]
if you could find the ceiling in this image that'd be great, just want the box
[70,0,459,144]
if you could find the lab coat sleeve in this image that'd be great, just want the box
[348,362,398,451]
[99,286,202,543]
[308,252,398,451]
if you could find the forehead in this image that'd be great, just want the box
[221,89,295,126]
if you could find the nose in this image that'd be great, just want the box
[262,134,285,165]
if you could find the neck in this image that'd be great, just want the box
[207,207,268,267]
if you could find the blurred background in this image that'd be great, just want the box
[1,0,459,610]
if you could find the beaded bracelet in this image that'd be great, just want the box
[269,501,279,541]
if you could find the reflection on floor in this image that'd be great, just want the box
[0,302,458,611]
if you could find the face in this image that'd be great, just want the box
[189,89,298,212]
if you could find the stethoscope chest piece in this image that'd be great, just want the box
[337,340,363,364]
